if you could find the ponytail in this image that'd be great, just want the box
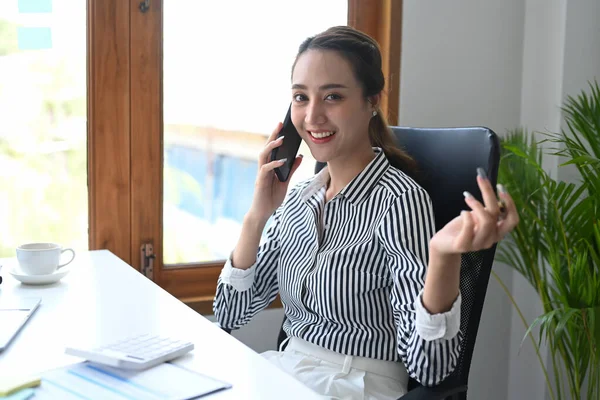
[368,111,419,179]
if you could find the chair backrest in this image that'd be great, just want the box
[388,127,500,393]
[307,126,501,394]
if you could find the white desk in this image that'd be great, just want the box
[0,250,322,399]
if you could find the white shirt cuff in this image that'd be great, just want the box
[415,290,461,341]
[219,258,256,292]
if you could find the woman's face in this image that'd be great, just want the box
[291,49,375,164]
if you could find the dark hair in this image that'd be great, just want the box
[292,25,417,176]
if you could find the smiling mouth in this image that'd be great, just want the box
[309,131,336,139]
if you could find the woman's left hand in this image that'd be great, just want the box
[429,168,519,256]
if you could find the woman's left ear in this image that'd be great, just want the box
[368,94,381,111]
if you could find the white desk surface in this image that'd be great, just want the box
[0,250,322,399]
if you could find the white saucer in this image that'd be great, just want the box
[9,265,70,285]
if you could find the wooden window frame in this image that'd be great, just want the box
[349,0,403,126]
[88,0,403,314]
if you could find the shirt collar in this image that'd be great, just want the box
[300,148,390,205]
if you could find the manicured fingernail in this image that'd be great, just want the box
[463,191,473,199]
[298,154,304,158]
[477,167,488,180]
[498,199,507,212]
[277,136,285,141]
[497,184,507,194]
[278,158,287,163]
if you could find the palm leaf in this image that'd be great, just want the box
[498,81,600,399]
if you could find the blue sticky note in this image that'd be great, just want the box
[5,388,35,399]
[17,27,52,50]
[18,0,52,13]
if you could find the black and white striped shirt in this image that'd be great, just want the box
[214,148,462,386]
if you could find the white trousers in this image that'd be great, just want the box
[262,337,409,400]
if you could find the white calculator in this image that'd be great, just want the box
[65,334,194,370]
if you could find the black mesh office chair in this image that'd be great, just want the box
[274,126,501,400]
[224,126,501,400]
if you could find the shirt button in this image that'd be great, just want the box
[324,224,330,230]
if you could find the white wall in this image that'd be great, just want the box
[561,0,600,111]
[520,0,566,138]
[399,0,525,132]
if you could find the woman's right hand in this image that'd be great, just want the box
[247,123,303,223]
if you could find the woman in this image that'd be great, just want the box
[213,26,519,399]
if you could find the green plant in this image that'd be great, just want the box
[495,80,600,400]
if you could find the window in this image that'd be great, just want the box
[86,0,403,313]
[0,1,87,258]
[162,1,348,265]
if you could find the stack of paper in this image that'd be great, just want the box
[33,362,231,399]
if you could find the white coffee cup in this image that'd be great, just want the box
[16,243,76,275]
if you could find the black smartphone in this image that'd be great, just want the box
[270,104,302,182]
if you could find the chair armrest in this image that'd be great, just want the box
[398,378,466,400]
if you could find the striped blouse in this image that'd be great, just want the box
[213,148,462,386]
